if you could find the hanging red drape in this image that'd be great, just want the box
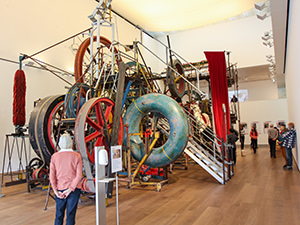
[204,51,230,142]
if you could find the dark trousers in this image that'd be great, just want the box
[229,147,236,164]
[269,138,276,158]
[251,139,257,153]
[286,147,293,167]
[55,188,81,225]
[240,135,245,150]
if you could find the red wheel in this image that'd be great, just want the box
[74,97,123,163]
[167,59,186,98]
[74,36,121,84]
[32,168,48,179]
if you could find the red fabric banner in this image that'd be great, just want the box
[204,51,230,142]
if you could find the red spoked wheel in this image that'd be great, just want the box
[74,97,123,164]
[74,36,122,84]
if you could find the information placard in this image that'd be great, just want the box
[111,145,122,173]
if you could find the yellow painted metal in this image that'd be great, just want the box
[121,131,167,192]
[131,132,159,183]
[129,133,143,137]
[137,62,153,92]
[174,75,183,82]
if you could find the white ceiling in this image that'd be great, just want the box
[109,0,289,87]
[112,0,262,32]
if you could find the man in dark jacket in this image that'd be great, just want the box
[268,124,279,158]
[227,127,239,165]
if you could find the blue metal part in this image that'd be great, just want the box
[121,80,133,110]
[19,55,26,70]
[184,90,202,101]
[64,83,91,118]
[123,93,189,168]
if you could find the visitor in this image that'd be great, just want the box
[267,124,278,158]
[278,124,289,168]
[239,124,245,156]
[231,95,238,103]
[49,133,83,225]
[282,122,297,170]
[227,128,239,164]
[250,126,258,154]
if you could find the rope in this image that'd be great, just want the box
[133,99,145,114]
[162,146,173,161]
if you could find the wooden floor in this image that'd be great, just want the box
[1,145,300,225]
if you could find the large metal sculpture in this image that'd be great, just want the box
[26,0,238,192]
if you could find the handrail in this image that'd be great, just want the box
[155,105,227,164]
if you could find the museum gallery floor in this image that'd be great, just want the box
[0,146,299,225]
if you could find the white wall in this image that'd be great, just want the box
[0,0,141,172]
[235,99,288,145]
[284,0,300,170]
[229,80,279,101]
[0,61,73,173]
[150,15,274,71]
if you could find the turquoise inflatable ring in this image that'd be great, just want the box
[123,93,189,168]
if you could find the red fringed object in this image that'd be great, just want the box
[204,52,230,142]
[13,69,26,126]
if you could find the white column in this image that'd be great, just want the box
[285,0,300,170]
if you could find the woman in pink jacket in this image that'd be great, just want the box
[250,126,258,154]
[49,133,82,225]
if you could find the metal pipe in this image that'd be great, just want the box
[28,28,91,58]
[95,146,107,225]
[222,103,229,180]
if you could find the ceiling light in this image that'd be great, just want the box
[266,54,273,59]
[254,1,266,11]
[270,75,276,83]
[263,40,273,48]
[269,66,276,73]
[261,31,272,41]
[256,11,267,20]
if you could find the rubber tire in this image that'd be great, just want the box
[28,95,65,164]
[123,93,189,168]
[167,59,186,98]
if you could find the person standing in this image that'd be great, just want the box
[282,122,297,170]
[278,124,289,167]
[267,124,279,158]
[239,124,245,156]
[231,95,238,103]
[49,133,83,225]
[250,126,258,154]
[227,128,239,165]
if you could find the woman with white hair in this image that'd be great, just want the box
[49,133,82,225]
